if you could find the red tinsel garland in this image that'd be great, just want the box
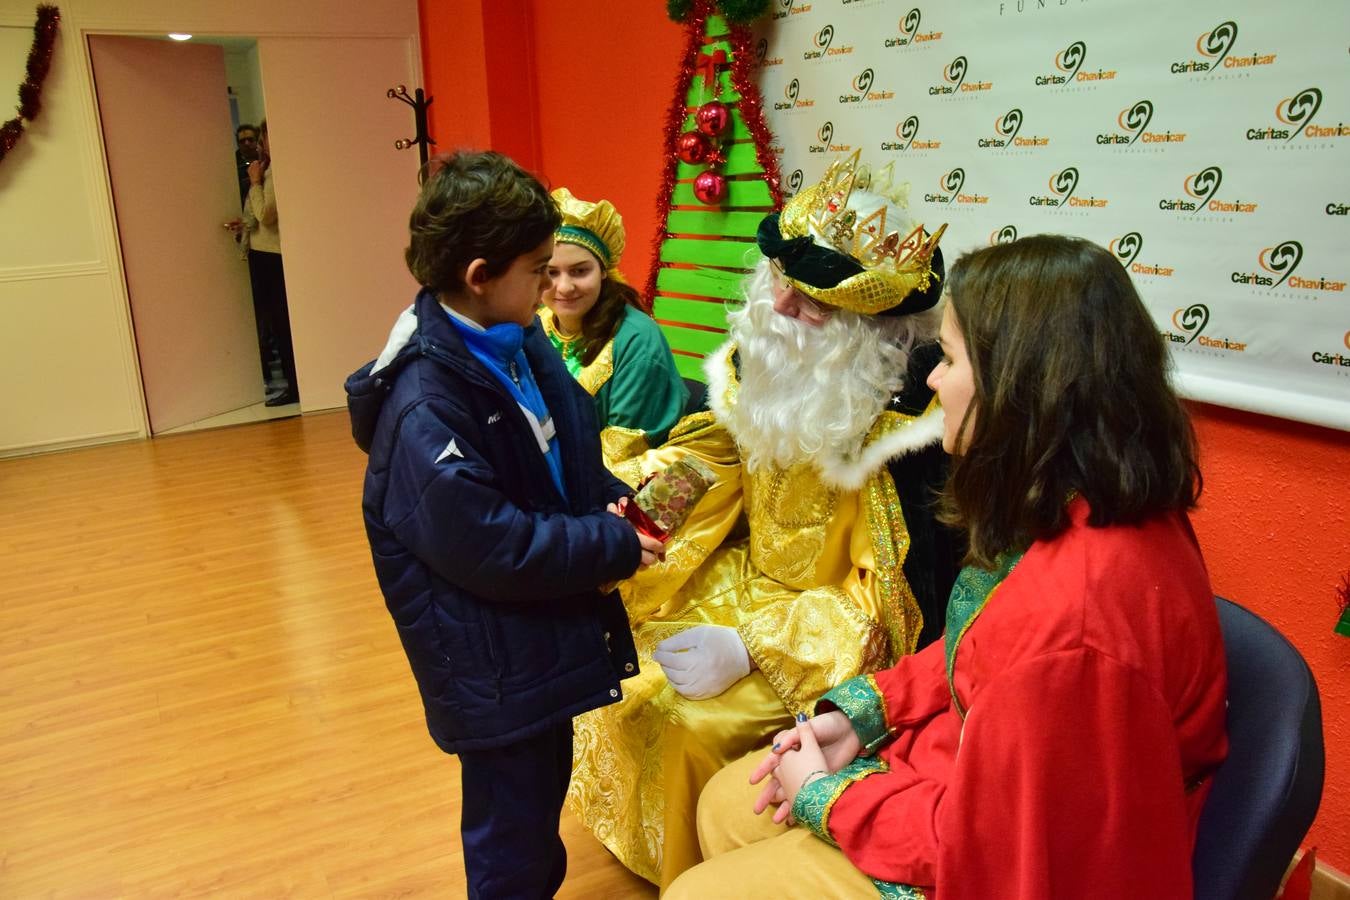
[643,0,709,308]
[0,5,61,165]
[1336,570,1350,638]
[727,21,783,209]
[643,0,783,306]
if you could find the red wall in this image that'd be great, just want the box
[1188,403,1350,868]
[416,0,1350,871]
[419,0,679,288]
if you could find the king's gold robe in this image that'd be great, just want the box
[568,343,947,888]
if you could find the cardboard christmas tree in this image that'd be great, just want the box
[645,0,782,383]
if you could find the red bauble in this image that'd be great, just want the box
[676,130,712,165]
[693,170,728,205]
[695,101,731,137]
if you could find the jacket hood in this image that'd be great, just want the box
[345,291,438,454]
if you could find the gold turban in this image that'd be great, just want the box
[552,187,626,273]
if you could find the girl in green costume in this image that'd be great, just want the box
[543,189,687,469]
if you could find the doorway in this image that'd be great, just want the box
[89,33,298,435]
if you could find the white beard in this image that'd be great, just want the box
[719,260,930,476]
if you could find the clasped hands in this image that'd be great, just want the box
[749,710,862,825]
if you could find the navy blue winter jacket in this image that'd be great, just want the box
[346,289,642,754]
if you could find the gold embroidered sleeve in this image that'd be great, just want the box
[600,426,649,478]
[617,414,744,624]
[861,469,925,661]
[741,583,890,716]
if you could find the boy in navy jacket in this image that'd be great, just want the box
[346,151,663,898]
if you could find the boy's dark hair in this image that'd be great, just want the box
[236,123,257,138]
[941,234,1202,568]
[406,151,561,294]
[574,274,643,367]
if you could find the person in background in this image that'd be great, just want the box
[667,234,1229,900]
[568,154,961,889]
[245,120,299,407]
[541,188,686,469]
[224,122,276,392]
[345,150,663,899]
[234,123,259,204]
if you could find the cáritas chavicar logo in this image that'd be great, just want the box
[1246,88,1349,142]
[774,78,815,111]
[1228,239,1347,293]
[1035,40,1116,86]
[808,120,851,154]
[804,24,854,60]
[930,56,990,95]
[1098,100,1187,146]
[887,8,942,48]
[925,167,964,204]
[979,108,1048,150]
[1172,21,1275,75]
[1168,303,1209,346]
[1162,303,1247,352]
[882,115,939,152]
[1110,231,1173,277]
[1029,166,1107,209]
[1159,166,1257,216]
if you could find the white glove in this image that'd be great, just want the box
[653,625,752,700]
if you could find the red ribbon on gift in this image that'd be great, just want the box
[694,49,727,88]
[624,500,670,544]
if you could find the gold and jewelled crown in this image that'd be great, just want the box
[552,187,626,272]
[773,150,947,315]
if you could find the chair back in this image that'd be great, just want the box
[1193,597,1324,900]
[682,377,708,416]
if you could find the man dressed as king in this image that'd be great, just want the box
[569,153,962,889]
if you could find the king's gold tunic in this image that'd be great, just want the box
[569,347,927,889]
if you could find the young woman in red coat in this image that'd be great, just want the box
[666,234,1229,900]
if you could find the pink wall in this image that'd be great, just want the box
[416,0,1350,871]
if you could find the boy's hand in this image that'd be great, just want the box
[635,531,664,569]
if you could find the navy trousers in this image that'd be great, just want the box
[458,721,573,899]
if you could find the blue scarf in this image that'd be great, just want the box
[446,310,567,501]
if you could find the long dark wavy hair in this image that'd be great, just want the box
[572,265,643,367]
[941,234,1201,569]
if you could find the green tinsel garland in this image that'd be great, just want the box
[0,5,61,166]
[667,0,769,24]
[718,0,770,24]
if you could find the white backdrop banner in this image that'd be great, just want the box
[752,0,1349,430]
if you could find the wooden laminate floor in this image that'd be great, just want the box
[0,411,657,898]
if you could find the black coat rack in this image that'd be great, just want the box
[387,84,434,168]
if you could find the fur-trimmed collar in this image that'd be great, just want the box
[703,340,944,491]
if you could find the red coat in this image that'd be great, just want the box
[805,500,1228,898]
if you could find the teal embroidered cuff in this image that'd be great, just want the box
[819,673,891,754]
[791,756,887,845]
[871,878,927,899]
